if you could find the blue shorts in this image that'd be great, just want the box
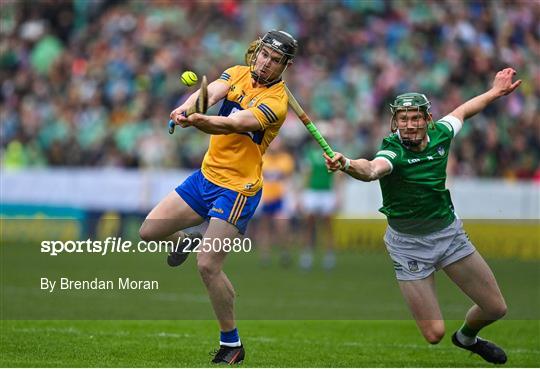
[175,170,262,234]
[261,198,283,216]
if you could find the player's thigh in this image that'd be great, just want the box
[443,251,506,316]
[399,276,445,343]
[142,191,204,239]
[398,275,443,321]
[197,217,240,272]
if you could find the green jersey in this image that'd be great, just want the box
[305,146,334,190]
[375,115,462,235]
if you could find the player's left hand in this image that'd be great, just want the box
[492,68,521,97]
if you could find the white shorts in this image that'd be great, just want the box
[301,190,337,216]
[384,218,476,281]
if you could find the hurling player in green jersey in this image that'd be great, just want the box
[325,68,521,364]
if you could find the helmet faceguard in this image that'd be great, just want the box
[248,30,298,86]
[389,92,434,147]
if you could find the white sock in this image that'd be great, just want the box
[323,251,336,270]
[456,330,477,346]
[299,250,313,269]
[220,340,242,347]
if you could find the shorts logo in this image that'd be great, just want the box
[437,146,445,156]
[211,207,224,214]
[408,260,419,272]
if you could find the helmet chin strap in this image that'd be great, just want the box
[250,70,277,86]
[251,65,288,86]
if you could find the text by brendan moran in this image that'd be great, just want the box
[40,277,159,292]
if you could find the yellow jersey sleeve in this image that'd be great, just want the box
[249,95,288,130]
[217,66,238,86]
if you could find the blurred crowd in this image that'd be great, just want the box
[1,0,539,179]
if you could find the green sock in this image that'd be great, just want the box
[460,322,480,337]
[456,322,480,346]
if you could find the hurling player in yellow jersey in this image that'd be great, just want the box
[139,30,298,364]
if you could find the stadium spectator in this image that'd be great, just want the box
[1,1,538,178]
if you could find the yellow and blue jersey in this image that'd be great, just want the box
[201,65,289,196]
[262,151,294,204]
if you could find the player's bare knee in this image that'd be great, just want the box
[497,302,508,318]
[139,222,154,242]
[424,330,445,345]
[197,259,221,282]
[487,301,507,320]
[421,322,445,344]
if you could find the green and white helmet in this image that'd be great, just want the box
[389,92,434,133]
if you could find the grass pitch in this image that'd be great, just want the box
[1,245,539,367]
[1,319,539,367]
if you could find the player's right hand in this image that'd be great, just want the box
[323,152,345,172]
[174,113,191,128]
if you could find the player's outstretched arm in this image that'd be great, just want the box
[324,152,391,182]
[449,67,521,122]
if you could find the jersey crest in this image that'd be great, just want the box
[437,145,445,156]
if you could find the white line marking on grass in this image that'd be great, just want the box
[13,327,82,335]
[10,326,540,355]
[342,342,540,354]
[152,293,182,301]
[507,348,540,354]
[154,332,193,338]
[12,327,194,340]
[177,293,210,303]
[249,336,277,343]
[343,342,454,351]
[4,358,72,365]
